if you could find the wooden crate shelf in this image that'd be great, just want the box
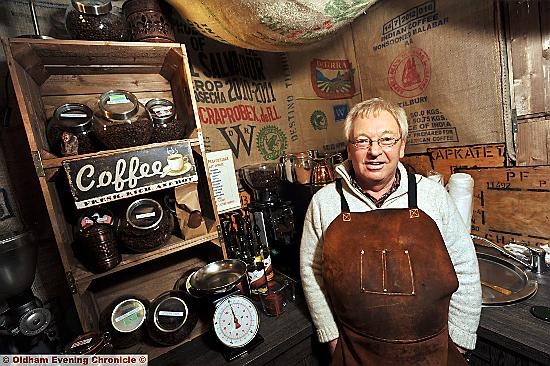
[2,37,224,345]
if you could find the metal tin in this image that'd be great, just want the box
[122,0,175,42]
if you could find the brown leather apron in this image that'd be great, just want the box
[323,174,466,365]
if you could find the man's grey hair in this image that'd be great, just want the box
[343,98,408,141]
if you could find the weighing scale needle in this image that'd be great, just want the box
[229,301,241,329]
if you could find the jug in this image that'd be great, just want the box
[258,278,295,316]
[282,151,314,184]
[311,156,335,185]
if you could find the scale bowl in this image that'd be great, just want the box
[189,259,247,294]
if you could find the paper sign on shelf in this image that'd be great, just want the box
[206,150,241,214]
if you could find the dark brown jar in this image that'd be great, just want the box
[101,296,148,349]
[122,0,175,42]
[119,198,174,253]
[74,206,121,273]
[46,103,99,156]
[93,90,153,149]
[64,331,113,354]
[65,0,129,41]
[146,290,198,346]
[146,98,186,143]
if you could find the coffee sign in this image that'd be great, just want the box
[63,142,197,209]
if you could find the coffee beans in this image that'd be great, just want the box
[119,198,174,253]
[65,1,129,41]
[93,115,153,149]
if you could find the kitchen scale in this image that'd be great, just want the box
[212,294,264,362]
[175,265,264,362]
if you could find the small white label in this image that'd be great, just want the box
[114,306,141,323]
[70,337,92,349]
[152,105,173,117]
[158,311,184,317]
[60,113,88,118]
[135,211,156,219]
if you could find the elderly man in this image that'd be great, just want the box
[300,97,481,365]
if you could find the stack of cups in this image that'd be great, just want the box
[446,173,474,232]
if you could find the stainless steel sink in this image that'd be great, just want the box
[477,252,538,305]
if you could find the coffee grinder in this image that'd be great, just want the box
[240,163,297,278]
[0,231,52,353]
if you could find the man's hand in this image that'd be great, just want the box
[329,338,338,355]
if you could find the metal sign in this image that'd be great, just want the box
[63,142,198,209]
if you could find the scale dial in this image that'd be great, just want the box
[213,295,259,348]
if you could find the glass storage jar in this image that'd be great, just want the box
[93,90,153,149]
[119,198,174,253]
[146,98,186,143]
[65,0,129,41]
[46,103,99,156]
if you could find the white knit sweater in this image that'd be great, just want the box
[300,161,482,350]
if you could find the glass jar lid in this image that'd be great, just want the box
[98,90,140,121]
[77,206,115,230]
[153,296,188,333]
[64,331,110,354]
[111,298,146,333]
[71,0,112,15]
[145,98,176,124]
[52,103,94,133]
[126,198,163,230]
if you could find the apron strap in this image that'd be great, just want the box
[407,172,418,209]
[335,178,350,213]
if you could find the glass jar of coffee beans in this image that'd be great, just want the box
[65,0,129,41]
[146,98,186,143]
[46,103,99,156]
[119,198,174,253]
[93,90,153,150]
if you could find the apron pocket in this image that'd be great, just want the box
[360,249,415,295]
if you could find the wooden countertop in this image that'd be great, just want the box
[476,248,550,365]
[152,261,550,365]
[150,292,318,365]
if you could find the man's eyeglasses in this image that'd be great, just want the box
[349,137,401,150]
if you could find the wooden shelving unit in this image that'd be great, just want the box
[2,38,225,350]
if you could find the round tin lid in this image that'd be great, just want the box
[98,90,140,121]
[52,103,94,133]
[71,0,112,15]
[145,98,175,125]
[111,298,146,333]
[126,198,163,230]
[153,296,188,332]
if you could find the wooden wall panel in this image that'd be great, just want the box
[428,144,506,184]
[516,116,550,165]
[508,0,549,116]
[458,166,550,247]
